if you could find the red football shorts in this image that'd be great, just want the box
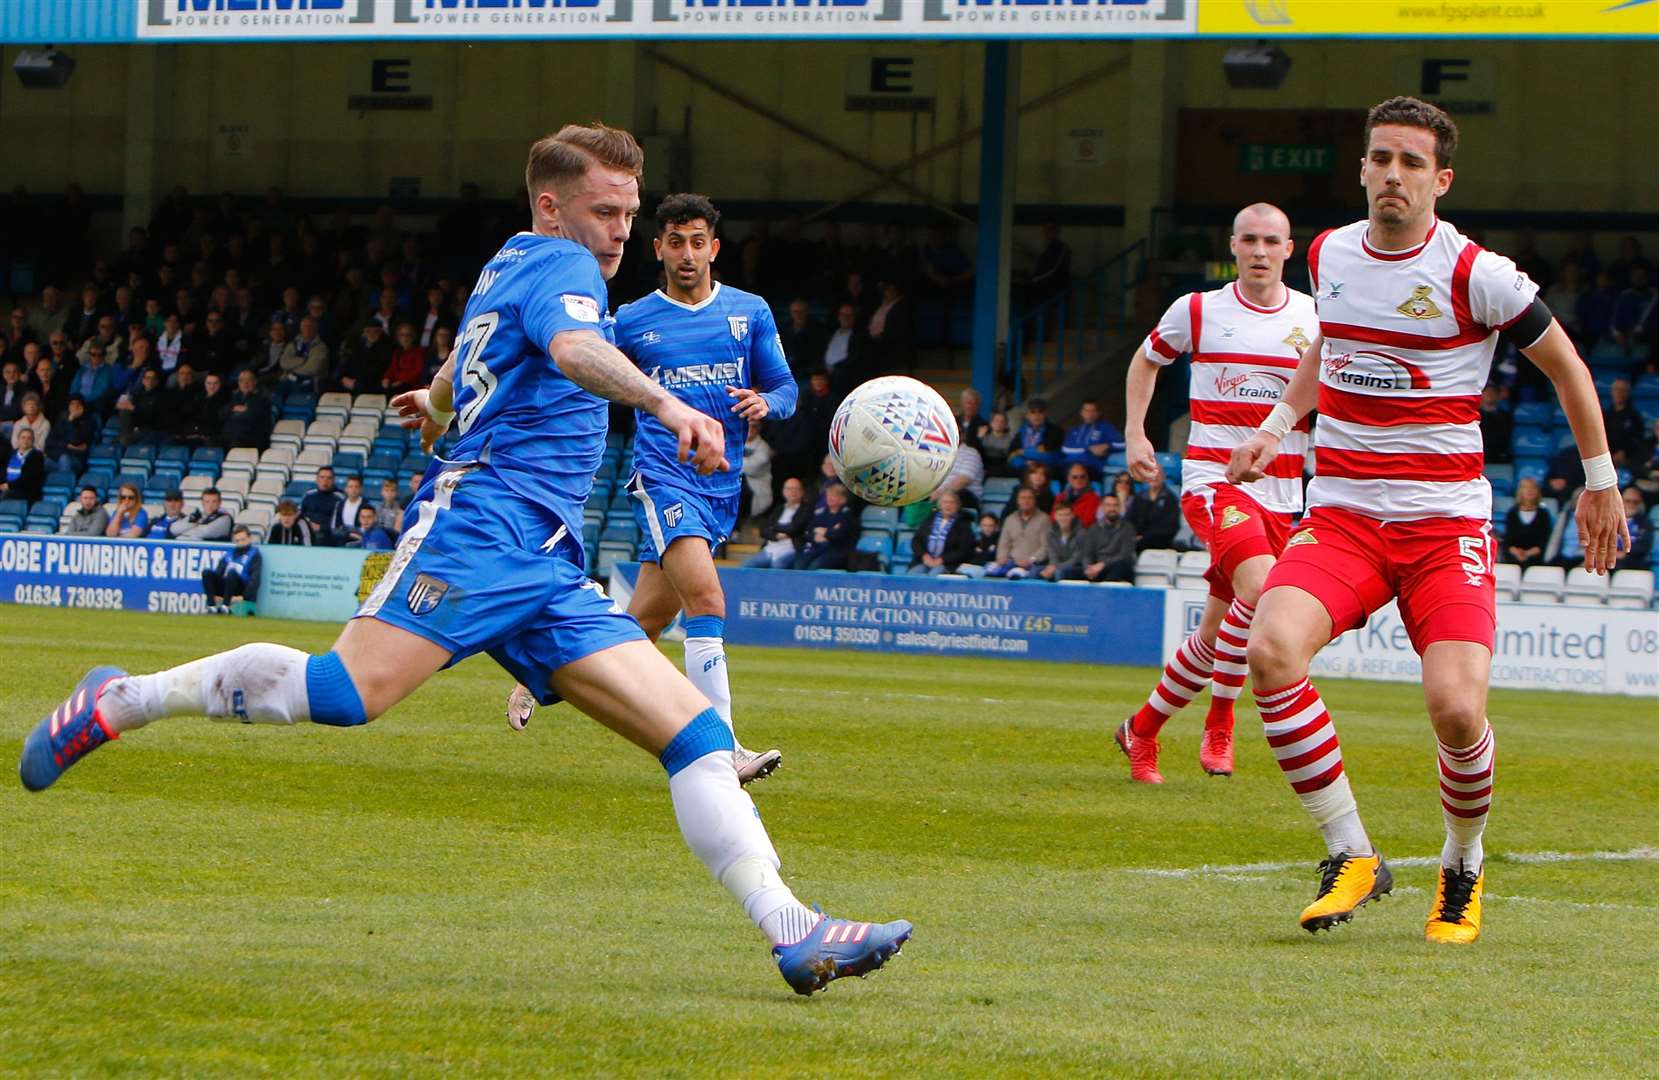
[1181,485,1294,603]
[1264,505,1498,654]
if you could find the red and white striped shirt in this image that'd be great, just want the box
[1307,218,1538,522]
[1143,282,1317,514]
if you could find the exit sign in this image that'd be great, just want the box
[1240,143,1334,174]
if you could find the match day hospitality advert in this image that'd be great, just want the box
[1165,589,1659,699]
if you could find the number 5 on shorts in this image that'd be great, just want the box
[1458,533,1493,587]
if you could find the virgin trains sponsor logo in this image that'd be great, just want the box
[1213,367,1289,401]
[1322,350,1432,391]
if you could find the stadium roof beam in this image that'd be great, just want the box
[801,52,1131,224]
[640,47,971,226]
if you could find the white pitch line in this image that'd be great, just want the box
[1128,847,1659,879]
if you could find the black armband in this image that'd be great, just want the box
[1500,297,1553,350]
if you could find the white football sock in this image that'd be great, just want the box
[680,615,734,729]
[668,750,817,946]
[98,643,312,732]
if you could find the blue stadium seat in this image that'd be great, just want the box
[191,447,225,464]
[88,447,118,468]
[1514,458,1548,485]
[1484,463,1515,496]
[0,498,27,518]
[331,452,365,475]
[0,514,23,533]
[79,471,111,497]
[1104,451,1129,473]
[1512,402,1552,428]
[399,453,432,476]
[284,480,312,499]
[114,473,149,493]
[895,529,916,557]
[1155,452,1182,483]
[600,521,638,544]
[1511,429,1553,458]
[118,458,153,479]
[861,505,900,530]
[368,451,402,473]
[187,461,221,479]
[158,445,191,463]
[856,532,894,569]
[124,444,157,462]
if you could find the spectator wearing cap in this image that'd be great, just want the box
[0,425,45,504]
[267,499,315,545]
[147,490,189,539]
[171,487,233,540]
[202,525,261,614]
[64,486,109,536]
[46,395,97,472]
[1010,398,1064,471]
[1060,399,1123,477]
[105,482,150,539]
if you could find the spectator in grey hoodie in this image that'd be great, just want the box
[1079,492,1136,582]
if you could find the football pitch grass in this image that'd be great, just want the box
[3,608,1655,1078]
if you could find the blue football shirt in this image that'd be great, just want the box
[447,233,614,540]
[615,282,797,498]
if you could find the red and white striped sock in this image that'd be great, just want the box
[1205,598,1255,728]
[1438,722,1495,872]
[1130,631,1216,738]
[1255,679,1370,856]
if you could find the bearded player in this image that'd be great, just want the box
[21,124,910,994]
[1229,97,1627,944]
[506,194,791,786]
[1114,203,1316,784]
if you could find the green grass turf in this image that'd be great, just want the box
[2,607,1656,1078]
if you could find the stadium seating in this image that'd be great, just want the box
[1133,549,1177,588]
[1493,562,1522,603]
[1562,568,1610,606]
[1608,570,1655,609]
[1175,550,1209,592]
[1518,565,1566,605]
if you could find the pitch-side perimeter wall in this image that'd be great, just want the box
[2,534,1653,698]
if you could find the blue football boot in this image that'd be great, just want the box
[774,908,913,996]
[19,666,127,792]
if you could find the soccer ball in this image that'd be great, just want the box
[828,376,960,506]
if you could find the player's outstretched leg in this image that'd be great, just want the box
[1117,596,1225,784]
[551,639,910,995]
[1248,586,1388,933]
[1422,642,1496,944]
[20,622,447,792]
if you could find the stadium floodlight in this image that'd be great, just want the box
[1221,44,1291,90]
[13,47,75,90]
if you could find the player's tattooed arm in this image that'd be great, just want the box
[551,330,729,474]
[551,330,672,412]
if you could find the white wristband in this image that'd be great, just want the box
[423,390,455,427]
[1581,452,1617,492]
[1259,402,1298,441]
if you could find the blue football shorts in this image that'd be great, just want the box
[625,470,741,564]
[356,463,644,705]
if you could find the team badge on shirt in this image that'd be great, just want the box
[1396,285,1443,320]
[1285,529,1318,548]
[562,294,600,323]
[1283,326,1311,351]
[1220,506,1252,530]
[728,315,749,342]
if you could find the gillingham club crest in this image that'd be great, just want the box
[728,315,749,342]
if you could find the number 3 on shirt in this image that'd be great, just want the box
[455,311,501,435]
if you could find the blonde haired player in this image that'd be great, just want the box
[1115,203,1316,782]
[1230,98,1628,944]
